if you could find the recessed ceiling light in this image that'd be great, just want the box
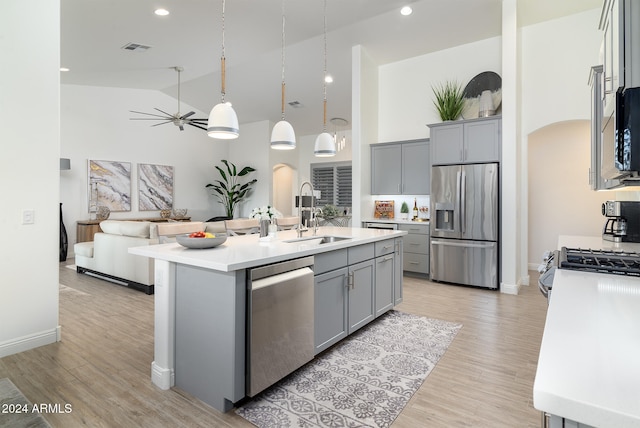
[60,67,70,72]
[400,6,413,16]
[154,8,170,16]
[325,75,334,84]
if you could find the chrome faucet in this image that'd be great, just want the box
[297,181,316,237]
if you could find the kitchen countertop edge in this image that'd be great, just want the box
[129,226,407,272]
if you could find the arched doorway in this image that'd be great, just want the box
[273,163,297,216]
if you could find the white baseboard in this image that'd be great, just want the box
[151,361,174,390]
[0,326,61,358]
[500,282,521,295]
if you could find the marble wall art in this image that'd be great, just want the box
[138,164,174,211]
[88,160,131,212]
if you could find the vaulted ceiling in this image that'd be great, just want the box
[61,0,601,136]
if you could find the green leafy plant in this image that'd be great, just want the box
[400,201,409,214]
[432,80,465,121]
[320,204,340,218]
[205,160,257,218]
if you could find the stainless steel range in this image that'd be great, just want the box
[538,247,640,301]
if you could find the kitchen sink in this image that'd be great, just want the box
[283,235,351,245]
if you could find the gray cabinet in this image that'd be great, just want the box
[374,239,395,317]
[429,117,501,165]
[314,267,348,353]
[589,65,611,190]
[371,144,401,194]
[348,259,375,333]
[394,238,403,305]
[400,223,430,275]
[371,139,430,194]
[313,240,399,354]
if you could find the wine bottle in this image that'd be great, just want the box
[413,198,418,220]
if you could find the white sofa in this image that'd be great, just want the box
[74,220,225,294]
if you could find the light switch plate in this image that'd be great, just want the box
[22,209,35,224]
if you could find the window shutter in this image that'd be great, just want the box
[312,166,334,206]
[336,165,352,206]
[311,161,352,208]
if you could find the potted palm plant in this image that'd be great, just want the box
[205,160,257,219]
[432,80,465,121]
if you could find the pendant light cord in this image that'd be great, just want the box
[322,0,327,131]
[281,0,286,120]
[220,0,227,103]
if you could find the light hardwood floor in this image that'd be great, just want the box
[0,262,547,427]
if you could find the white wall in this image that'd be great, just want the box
[528,121,609,266]
[521,9,603,267]
[0,0,60,357]
[521,9,602,137]
[61,85,229,250]
[378,37,503,142]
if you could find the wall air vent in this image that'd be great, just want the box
[121,43,152,52]
[288,101,303,108]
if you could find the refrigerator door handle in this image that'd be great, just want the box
[455,170,461,234]
[460,171,466,235]
[431,239,496,249]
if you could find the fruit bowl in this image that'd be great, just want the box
[176,233,227,249]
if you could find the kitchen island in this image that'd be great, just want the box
[534,235,640,427]
[129,226,406,412]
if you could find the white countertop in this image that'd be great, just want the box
[362,218,429,225]
[129,226,406,272]
[533,235,640,427]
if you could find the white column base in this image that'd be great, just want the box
[151,361,174,390]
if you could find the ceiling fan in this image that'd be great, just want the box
[130,66,208,132]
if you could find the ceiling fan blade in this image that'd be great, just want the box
[154,107,175,117]
[130,110,171,119]
[151,120,173,127]
[188,122,208,131]
[189,119,208,124]
[179,124,185,131]
[130,118,172,121]
[180,111,195,119]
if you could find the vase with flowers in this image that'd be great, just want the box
[250,205,281,220]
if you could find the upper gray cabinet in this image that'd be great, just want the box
[429,117,501,165]
[371,139,430,195]
[589,65,612,190]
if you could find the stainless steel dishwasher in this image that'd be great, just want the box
[247,256,314,397]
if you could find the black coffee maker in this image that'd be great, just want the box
[602,201,640,242]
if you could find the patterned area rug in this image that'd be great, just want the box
[0,378,51,428]
[236,310,462,428]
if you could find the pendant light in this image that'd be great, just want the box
[271,0,296,150]
[314,0,336,157]
[208,0,239,139]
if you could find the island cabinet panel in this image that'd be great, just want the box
[394,238,403,305]
[313,239,399,354]
[348,259,375,333]
[314,267,348,354]
[313,248,348,275]
[375,253,394,317]
[174,265,246,413]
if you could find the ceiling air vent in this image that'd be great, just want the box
[121,43,152,52]
[288,101,303,108]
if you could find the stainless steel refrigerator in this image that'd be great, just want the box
[430,163,499,289]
